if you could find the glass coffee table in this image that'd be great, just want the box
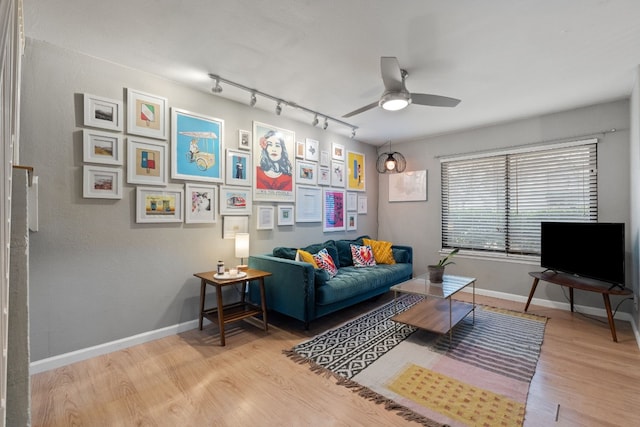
[391,274,476,344]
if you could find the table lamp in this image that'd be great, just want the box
[235,233,250,271]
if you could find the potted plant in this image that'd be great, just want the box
[428,248,459,283]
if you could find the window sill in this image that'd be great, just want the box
[438,249,540,266]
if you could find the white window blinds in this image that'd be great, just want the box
[441,141,597,256]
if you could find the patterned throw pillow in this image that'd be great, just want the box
[350,244,377,267]
[313,248,338,277]
[363,238,396,265]
[296,249,318,268]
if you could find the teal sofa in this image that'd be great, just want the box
[248,236,413,328]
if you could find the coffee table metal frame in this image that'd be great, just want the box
[391,274,476,345]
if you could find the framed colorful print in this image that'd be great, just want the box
[126,88,168,140]
[225,149,252,187]
[185,183,217,224]
[347,192,358,211]
[305,138,319,162]
[127,137,168,185]
[323,188,346,232]
[83,165,123,199]
[318,166,331,186]
[296,160,317,185]
[223,215,249,239]
[252,121,295,203]
[171,108,224,183]
[332,142,345,160]
[295,185,322,223]
[136,186,184,223]
[83,93,123,131]
[219,185,252,215]
[357,195,368,214]
[330,160,345,187]
[389,170,428,202]
[295,140,305,159]
[256,205,275,230]
[277,204,294,226]
[346,212,358,231]
[238,129,251,151]
[346,151,366,191]
[320,150,330,167]
[83,129,123,165]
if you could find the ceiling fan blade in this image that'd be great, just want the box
[411,93,461,108]
[342,101,379,118]
[380,56,404,92]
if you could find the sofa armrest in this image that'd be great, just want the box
[391,244,413,265]
[248,254,316,323]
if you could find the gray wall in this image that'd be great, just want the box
[630,66,640,326]
[21,39,379,361]
[377,99,632,311]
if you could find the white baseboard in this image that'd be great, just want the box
[30,290,640,374]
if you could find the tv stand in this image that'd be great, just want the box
[525,271,633,342]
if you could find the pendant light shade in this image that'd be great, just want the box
[376,142,406,173]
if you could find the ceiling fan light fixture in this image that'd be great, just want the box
[380,91,411,111]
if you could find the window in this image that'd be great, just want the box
[441,140,597,257]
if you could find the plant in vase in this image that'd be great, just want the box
[428,248,459,283]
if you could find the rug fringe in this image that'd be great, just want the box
[284,349,449,427]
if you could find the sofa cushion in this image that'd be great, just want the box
[392,248,410,264]
[302,240,340,269]
[315,263,413,306]
[296,249,318,268]
[273,246,298,260]
[363,238,396,265]
[335,235,370,267]
[350,244,376,267]
[313,248,338,277]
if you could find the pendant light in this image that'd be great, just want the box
[376,141,406,174]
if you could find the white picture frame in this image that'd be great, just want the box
[295,140,305,159]
[127,137,168,185]
[318,166,331,186]
[277,204,294,226]
[323,188,346,232]
[305,138,319,162]
[219,185,252,215]
[82,129,123,165]
[185,183,217,224]
[389,170,428,202]
[357,195,368,214]
[296,160,317,185]
[332,142,345,160]
[83,165,123,199]
[347,192,358,212]
[256,205,275,230]
[225,149,252,187]
[223,216,249,239]
[331,160,345,187]
[295,185,322,223]
[238,129,251,151]
[346,212,358,231]
[320,150,330,167]
[126,88,168,140]
[135,186,184,223]
[83,93,123,131]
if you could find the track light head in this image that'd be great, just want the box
[211,77,223,94]
[351,128,356,139]
[250,92,257,107]
[275,102,282,115]
[312,114,319,126]
[323,117,329,130]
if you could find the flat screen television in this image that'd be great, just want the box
[540,222,625,286]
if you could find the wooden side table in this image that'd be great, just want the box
[193,268,271,346]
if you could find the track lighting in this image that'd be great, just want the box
[207,73,357,137]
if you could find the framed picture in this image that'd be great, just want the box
[332,142,345,160]
[238,129,251,151]
[346,212,358,231]
[185,183,217,224]
[389,170,428,202]
[296,160,317,185]
[318,166,331,186]
[347,192,358,211]
[127,137,168,185]
[219,185,252,215]
[323,188,346,232]
[295,185,322,223]
[305,138,319,162]
[347,151,366,191]
[126,88,168,140]
[256,205,275,230]
[225,149,252,187]
[253,121,295,203]
[171,108,224,183]
[320,150,330,167]
[136,186,184,223]
[295,140,305,159]
[82,129,123,165]
[357,195,368,214]
[277,204,294,226]
[331,160,345,187]
[83,93,123,131]
[83,165,123,199]
[223,215,249,239]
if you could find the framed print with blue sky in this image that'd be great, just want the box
[171,108,224,183]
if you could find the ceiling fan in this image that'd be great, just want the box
[343,57,461,118]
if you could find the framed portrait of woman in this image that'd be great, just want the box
[252,121,296,202]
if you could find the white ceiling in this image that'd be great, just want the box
[23,0,640,145]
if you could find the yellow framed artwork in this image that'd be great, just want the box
[347,150,365,191]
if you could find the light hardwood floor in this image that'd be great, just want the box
[31,293,640,426]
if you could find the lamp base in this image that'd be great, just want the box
[236,264,248,271]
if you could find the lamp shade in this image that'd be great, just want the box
[235,233,250,259]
